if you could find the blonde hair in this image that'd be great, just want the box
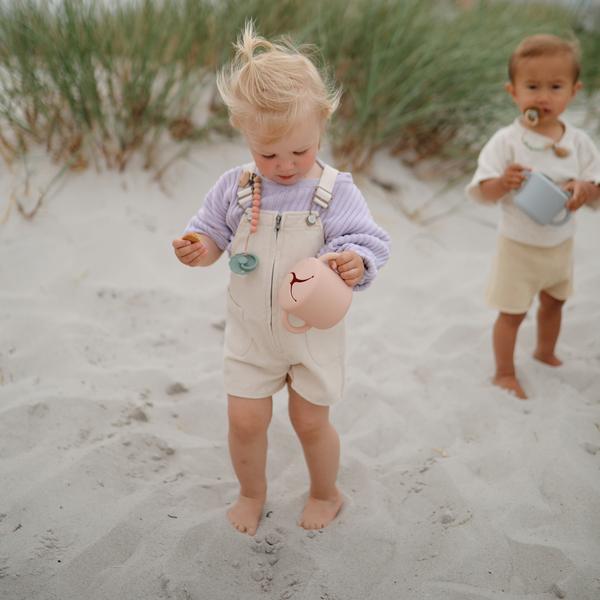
[216,22,341,143]
[508,34,581,83]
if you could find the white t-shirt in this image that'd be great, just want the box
[466,118,600,247]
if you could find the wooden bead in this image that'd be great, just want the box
[240,173,261,238]
[553,145,570,158]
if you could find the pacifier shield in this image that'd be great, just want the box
[524,107,539,127]
[229,253,259,274]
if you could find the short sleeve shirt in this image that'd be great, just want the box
[466,118,600,247]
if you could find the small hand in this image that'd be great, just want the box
[500,163,528,192]
[327,250,365,287]
[172,236,207,266]
[563,180,600,211]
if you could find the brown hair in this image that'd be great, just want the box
[508,34,581,83]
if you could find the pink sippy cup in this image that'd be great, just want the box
[278,252,352,334]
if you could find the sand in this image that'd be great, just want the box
[0,137,599,600]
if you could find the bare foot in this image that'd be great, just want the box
[533,351,563,367]
[227,495,265,536]
[299,490,343,530]
[492,374,527,400]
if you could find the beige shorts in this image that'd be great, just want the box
[486,235,573,314]
[223,290,345,406]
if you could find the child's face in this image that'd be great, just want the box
[246,118,321,185]
[505,53,582,126]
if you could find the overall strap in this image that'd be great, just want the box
[312,164,338,210]
[236,162,339,213]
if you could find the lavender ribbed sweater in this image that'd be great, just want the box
[185,163,390,289]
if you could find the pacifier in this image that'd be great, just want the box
[229,253,259,274]
[524,107,539,127]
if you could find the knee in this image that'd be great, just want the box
[228,408,271,442]
[290,411,328,442]
[498,311,526,328]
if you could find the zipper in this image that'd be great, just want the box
[269,213,282,332]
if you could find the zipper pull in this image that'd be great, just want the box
[275,214,282,232]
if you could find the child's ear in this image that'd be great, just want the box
[504,81,516,100]
[573,80,583,96]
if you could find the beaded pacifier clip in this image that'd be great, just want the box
[522,107,570,158]
[229,170,262,275]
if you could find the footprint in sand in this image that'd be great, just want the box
[247,530,285,592]
[0,555,9,579]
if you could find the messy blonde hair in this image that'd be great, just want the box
[508,34,581,83]
[216,22,341,143]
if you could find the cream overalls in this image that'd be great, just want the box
[224,163,345,406]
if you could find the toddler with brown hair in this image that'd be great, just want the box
[467,34,600,399]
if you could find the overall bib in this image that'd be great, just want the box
[224,164,345,406]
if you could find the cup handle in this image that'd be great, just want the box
[282,311,311,334]
[551,190,572,226]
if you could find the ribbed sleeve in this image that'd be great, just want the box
[318,181,390,290]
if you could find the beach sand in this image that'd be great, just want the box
[1,138,599,600]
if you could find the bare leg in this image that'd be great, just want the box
[533,290,564,366]
[288,384,343,530]
[226,394,272,535]
[492,311,528,399]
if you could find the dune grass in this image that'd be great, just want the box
[310,0,587,169]
[0,0,594,176]
[0,0,218,173]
